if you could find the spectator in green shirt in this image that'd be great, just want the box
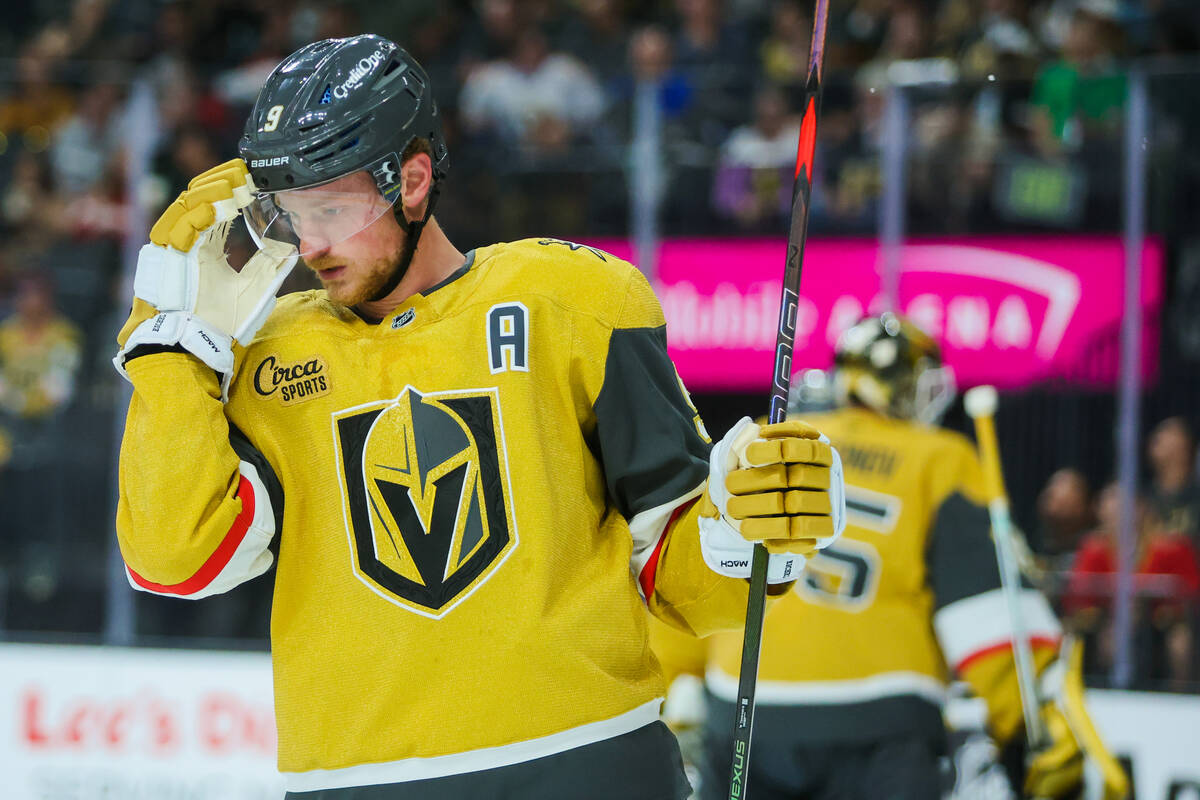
[1030,0,1126,155]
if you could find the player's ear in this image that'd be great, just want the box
[399,153,433,220]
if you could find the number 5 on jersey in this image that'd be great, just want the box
[797,485,899,612]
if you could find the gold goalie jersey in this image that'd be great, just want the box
[656,406,1061,747]
[116,238,751,791]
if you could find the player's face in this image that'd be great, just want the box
[279,171,407,306]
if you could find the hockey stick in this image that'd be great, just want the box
[727,3,830,798]
[963,386,1049,753]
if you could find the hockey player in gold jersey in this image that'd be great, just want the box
[653,313,1127,800]
[111,35,847,799]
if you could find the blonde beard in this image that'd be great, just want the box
[308,249,404,308]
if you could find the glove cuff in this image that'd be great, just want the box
[113,311,235,401]
[698,515,805,584]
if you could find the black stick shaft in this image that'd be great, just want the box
[727,3,829,798]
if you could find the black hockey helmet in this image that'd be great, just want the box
[238,34,448,194]
[833,312,956,424]
[237,35,448,300]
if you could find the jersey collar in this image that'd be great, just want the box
[349,250,477,327]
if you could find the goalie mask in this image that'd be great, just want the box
[833,312,956,424]
[238,35,448,296]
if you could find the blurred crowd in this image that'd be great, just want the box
[1,0,1200,669]
[1034,415,1200,689]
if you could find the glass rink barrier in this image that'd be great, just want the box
[0,8,1199,797]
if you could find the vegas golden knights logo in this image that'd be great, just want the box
[332,387,518,618]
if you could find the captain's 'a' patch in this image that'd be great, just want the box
[331,387,518,618]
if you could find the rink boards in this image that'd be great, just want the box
[0,642,1194,800]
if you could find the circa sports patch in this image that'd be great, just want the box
[252,354,331,406]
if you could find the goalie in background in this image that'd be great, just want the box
[652,312,1127,800]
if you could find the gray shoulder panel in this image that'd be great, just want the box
[926,492,1003,611]
[591,325,710,519]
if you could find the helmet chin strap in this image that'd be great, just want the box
[367,183,441,303]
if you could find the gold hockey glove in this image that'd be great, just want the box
[113,159,297,400]
[698,416,845,583]
[1025,638,1129,800]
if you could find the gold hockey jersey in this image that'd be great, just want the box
[655,406,1061,745]
[116,238,751,791]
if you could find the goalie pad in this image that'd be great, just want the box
[1027,637,1130,800]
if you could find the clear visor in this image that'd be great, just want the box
[241,171,399,258]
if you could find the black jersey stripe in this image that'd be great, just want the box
[591,325,710,519]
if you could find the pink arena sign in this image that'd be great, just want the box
[587,237,1163,392]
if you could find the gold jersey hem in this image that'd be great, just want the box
[281,698,664,792]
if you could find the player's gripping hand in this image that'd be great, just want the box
[698,416,845,583]
[1025,639,1129,800]
[113,159,297,399]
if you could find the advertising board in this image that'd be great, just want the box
[587,237,1164,392]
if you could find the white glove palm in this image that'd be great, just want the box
[137,159,297,343]
[114,159,297,399]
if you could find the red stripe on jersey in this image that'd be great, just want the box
[127,475,256,596]
[955,635,1061,674]
[639,498,697,601]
